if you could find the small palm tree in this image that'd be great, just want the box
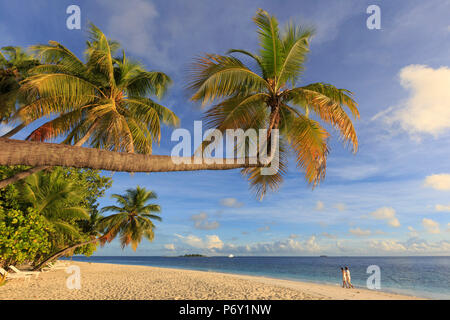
[100,186,162,251]
[34,186,162,270]
[188,9,360,198]
[20,168,89,245]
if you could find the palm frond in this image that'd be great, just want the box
[287,83,359,151]
[240,140,288,200]
[284,113,329,186]
[277,23,314,87]
[30,41,86,75]
[188,54,269,106]
[253,9,283,79]
[227,49,266,78]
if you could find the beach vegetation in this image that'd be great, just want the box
[0,165,112,268]
[34,186,162,269]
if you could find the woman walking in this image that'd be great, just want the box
[345,266,354,288]
[341,267,348,288]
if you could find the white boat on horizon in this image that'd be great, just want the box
[228,254,234,258]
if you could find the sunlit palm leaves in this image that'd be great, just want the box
[17,23,178,154]
[0,46,39,122]
[189,9,359,198]
[99,186,161,251]
[20,168,89,242]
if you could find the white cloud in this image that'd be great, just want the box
[422,218,440,234]
[435,204,450,212]
[315,201,325,211]
[349,227,372,237]
[447,223,450,232]
[424,174,450,191]
[369,207,401,227]
[386,65,450,137]
[408,226,419,238]
[370,240,407,252]
[190,212,220,230]
[232,236,322,254]
[175,234,223,250]
[333,203,347,212]
[204,235,223,250]
[98,0,172,68]
[175,234,203,248]
[164,243,175,250]
[370,238,450,254]
[220,198,244,208]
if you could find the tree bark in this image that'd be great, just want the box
[33,237,100,271]
[1,122,26,138]
[0,138,260,183]
[0,122,99,188]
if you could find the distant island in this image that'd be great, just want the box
[180,254,207,257]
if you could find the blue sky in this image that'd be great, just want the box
[1,0,450,256]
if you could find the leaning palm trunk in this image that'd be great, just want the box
[33,237,101,271]
[0,138,261,188]
[0,123,98,188]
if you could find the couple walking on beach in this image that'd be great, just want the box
[341,266,354,288]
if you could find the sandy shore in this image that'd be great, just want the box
[0,261,422,300]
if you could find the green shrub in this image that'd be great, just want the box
[0,207,52,267]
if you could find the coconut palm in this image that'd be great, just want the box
[99,186,162,251]
[20,168,89,245]
[33,186,162,270]
[0,24,179,187]
[0,46,39,128]
[188,9,359,198]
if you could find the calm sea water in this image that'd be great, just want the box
[66,256,450,299]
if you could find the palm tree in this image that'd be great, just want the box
[20,168,89,247]
[188,9,359,198]
[1,11,360,198]
[99,186,162,251]
[0,24,179,187]
[33,186,162,270]
[0,46,39,130]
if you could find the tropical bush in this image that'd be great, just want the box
[0,207,52,267]
[0,166,112,267]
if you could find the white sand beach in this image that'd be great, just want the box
[0,261,423,300]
